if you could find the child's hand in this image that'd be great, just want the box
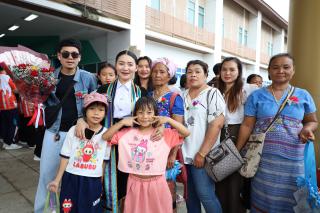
[150,125,164,142]
[121,117,140,127]
[48,180,59,193]
[152,116,168,126]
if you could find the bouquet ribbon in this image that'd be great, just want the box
[27,103,45,128]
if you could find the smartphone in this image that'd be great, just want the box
[85,128,95,140]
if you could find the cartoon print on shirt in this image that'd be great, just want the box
[131,139,148,163]
[82,143,94,162]
[62,199,72,213]
[73,139,101,170]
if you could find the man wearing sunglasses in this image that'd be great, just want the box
[34,39,97,213]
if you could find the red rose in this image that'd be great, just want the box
[161,97,166,102]
[43,79,48,86]
[41,68,49,72]
[18,64,26,69]
[30,70,38,77]
[75,91,83,98]
[289,96,299,103]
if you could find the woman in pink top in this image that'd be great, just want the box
[102,97,190,213]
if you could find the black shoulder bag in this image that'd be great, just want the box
[44,82,75,129]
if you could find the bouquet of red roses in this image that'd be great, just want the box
[0,45,57,127]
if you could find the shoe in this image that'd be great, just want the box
[4,144,23,150]
[33,155,41,161]
[28,145,36,149]
[18,141,28,145]
[2,143,9,149]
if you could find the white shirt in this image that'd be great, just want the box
[182,87,226,164]
[225,84,257,125]
[60,126,111,177]
[113,81,132,118]
[169,85,182,94]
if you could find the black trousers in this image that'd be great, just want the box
[0,109,18,145]
[216,124,246,213]
[17,115,36,147]
[34,127,45,157]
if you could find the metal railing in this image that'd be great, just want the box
[222,38,256,61]
[67,0,131,21]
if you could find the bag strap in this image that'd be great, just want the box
[264,86,295,133]
[57,80,76,107]
[169,92,179,116]
[205,88,214,130]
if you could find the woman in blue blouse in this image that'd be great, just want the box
[236,53,318,212]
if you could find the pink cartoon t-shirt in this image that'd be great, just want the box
[111,128,183,175]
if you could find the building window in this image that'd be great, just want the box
[147,0,160,10]
[238,27,243,44]
[268,42,273,56]
[187,0,195,24]
[198,6,204,28]
[244,30,248,46]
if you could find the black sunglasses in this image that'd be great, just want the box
[61,51,80,59]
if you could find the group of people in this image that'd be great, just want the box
[0,38,316,213]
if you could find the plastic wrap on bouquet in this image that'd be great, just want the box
[166,160,182,181]
[293,141,320,213]
[0,45,56,127]
[44,191,60,213]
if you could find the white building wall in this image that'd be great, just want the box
[106,31,131,62]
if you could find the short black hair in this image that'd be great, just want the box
[97,62,116,76]
[246,74,262,84]
[186,60,209,76]
[213,63,221,76]
[133,97,158,128]
[180,74,187,88]
[168,76,177,85]
[57,39,82,54]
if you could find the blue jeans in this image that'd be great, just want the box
[186,165,222,213]
[34,130,67,213]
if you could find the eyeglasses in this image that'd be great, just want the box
[61,51,80,59]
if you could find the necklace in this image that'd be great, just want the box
[270,85,289,105]
[153,89,170,101]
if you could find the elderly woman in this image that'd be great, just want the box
[236,53,318,212]
[150,58,185,212]
[182,60,225,213]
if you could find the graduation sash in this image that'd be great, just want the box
[104,80,141,212]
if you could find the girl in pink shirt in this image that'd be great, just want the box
[103,97,190,213]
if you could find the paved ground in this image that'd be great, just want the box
[0,142,188,213]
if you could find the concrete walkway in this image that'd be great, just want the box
[0,143,188,213]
